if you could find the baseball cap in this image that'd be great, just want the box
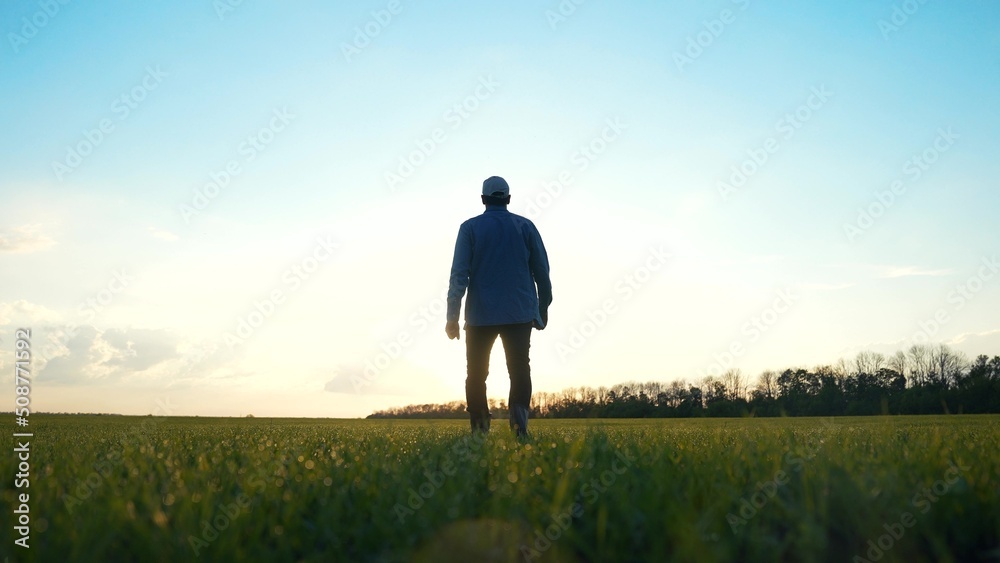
[482,176,510,197]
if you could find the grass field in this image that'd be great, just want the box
[2,415,998,562]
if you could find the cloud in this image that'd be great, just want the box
[801,282,856,292]
[0,322,254,389]
[947,329,1000,359]
[712,254,785,266]
[324,366,365,394]
[0,300,63,326]
[147,226,179,241]
[0,224,55,254]
[835,329,1000,365]
[822,263,955,281]
[322,362,436,396]
[102,328,181,371]
[874,265,954,279]
[38,326,179,384]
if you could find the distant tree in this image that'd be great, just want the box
[908,344,932,386]
[721,368,747,402]
[929,344,967,387]
[702,376,722,404]
[854,351,886,377]
[687,385,703,413]
[755,370,778,400]
[368,346,999,419]
[889,350,909,382]
[834,357,851,381]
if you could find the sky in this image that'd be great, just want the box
[1,0,999,418]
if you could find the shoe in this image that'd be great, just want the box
[509,403,529,438]
[470,410,491,434]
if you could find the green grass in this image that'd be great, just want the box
[2,415,998,562]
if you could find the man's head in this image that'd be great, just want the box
[481,176,511,206]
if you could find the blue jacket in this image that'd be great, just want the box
[447,205,552,327]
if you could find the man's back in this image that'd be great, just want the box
[448,206,551,328]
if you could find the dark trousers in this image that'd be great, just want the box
[465,323,533,418]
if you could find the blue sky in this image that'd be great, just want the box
[2,0,998,417]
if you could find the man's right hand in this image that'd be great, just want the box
[534,308,548,330]
[445,320,460,340]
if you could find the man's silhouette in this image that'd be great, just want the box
[446,176,552,437]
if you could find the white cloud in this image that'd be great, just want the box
[800,282,856,291]
[38,326,180,384]
[822,263,955,280]
[323,364,403,395]
[323,367,359,393]
[147,226,179,242]
[875,265,954,279]
[0,224,55,254]
[0,300,63,326]
[947,329,1000,359]
[721,254,785,266]
[24,325,250,388]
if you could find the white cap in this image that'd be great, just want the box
[482,176,509,197]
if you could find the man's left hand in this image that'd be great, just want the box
[445,320,460,340]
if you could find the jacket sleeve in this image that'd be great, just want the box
[447,224,472,322]
[528,223,552,311]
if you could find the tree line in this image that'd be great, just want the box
[367,344,1000,419]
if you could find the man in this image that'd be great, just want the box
[446,176,552,437]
